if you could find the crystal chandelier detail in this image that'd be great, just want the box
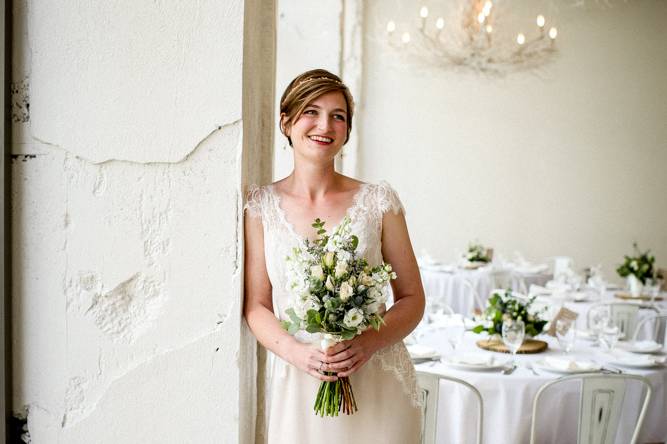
[386,1,559,76]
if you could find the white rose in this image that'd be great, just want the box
[359,273,374,286]
[325,275,335,292]
[323,251,335,268]
[343,308,364,328]
[310,265,325,281]
[335,261,348,279]
[339,282,354,302]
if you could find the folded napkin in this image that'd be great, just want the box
[515,264,549,274]
[451,353,495,366]
[625,340,662,352]
[611,351,666,366]
[406,344,439,360]
[543,357,599,372]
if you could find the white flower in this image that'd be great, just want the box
[359,272,374,287]
[325,275,335,292]
[310,265,325,281]
[365,301,382,314]
[368,287,382,302]
[339,282,354,302]
[335,261,348,279]
[338,250,352,263]
[323,251,335,268]
[343,308,364,328]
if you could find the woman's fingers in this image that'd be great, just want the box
[337,358,366,377]
[308,368,338,382]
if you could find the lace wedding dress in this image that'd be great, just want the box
[246,181,422,444]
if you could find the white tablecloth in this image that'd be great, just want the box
[421,266,552,315]
[415,332,667,444]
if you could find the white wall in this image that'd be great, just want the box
[10,1,273,442]
[360,0,667,279]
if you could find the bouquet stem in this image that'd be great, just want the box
[313,374,357,417]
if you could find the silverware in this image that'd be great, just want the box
[502,362,517,375]
[526,362,539,376]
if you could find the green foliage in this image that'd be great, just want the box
[473,290,548,337]
[616,242,656,285]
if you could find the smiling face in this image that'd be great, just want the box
[283,91,349,163]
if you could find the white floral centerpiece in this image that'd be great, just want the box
[463,241,493,267]
[282,216,396,417]
[616,243,656,296]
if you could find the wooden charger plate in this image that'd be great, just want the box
[615,292,664,302]
[476,339,548,354]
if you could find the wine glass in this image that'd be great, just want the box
[589,305,610,344]
[555,318,576,353]
[445,316,465,351]
[645,277,663,306]
[502,318,525,358]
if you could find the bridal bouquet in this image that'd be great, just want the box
[282,216,396,417]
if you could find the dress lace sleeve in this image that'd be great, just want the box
[244,184,266,219]
[376,181,405,215]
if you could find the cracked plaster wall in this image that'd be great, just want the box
[11,1,257,442]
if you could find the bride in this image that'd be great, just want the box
[244,69,425,443]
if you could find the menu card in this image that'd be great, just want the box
[547,307,578,337]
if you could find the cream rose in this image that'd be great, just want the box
[339,282,354,302]
[334,260,348,279]
[310,265,325,281]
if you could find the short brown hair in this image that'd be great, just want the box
[279,69,355,146]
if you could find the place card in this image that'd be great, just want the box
[547,307,578,337]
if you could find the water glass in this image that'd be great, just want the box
[555,318,576,353]
[599,322,620,351]
[645,278,663,305]
[502,318,525,355]
[444,316,465,351]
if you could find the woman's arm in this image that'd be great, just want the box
[243,211,337,382]
[324,210,425,376]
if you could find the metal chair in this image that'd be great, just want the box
[631,313,667,346]
[416,370,483,444]
[462,278,486,314]
[586,302,657,340]
[530,373,652,444]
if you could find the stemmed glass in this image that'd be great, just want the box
[599,320,621,351]
[502,318,525,368]
[555,318,576,353]
[444,315,465,351]
[645,277,663,306]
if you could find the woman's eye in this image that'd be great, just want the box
[333,114,346,122]
[303,109,317,115]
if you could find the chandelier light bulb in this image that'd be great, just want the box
[485,25,493,34]
[549,27,558,39]
[420,6,429,19]
[386,20,396,34]
[477,13,485,24]
[536,15,545,28]
[436,17,445,30]
[516,33,526,45]
[402,32,411,44]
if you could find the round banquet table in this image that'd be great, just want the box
[420,265,552,316]
[415,331,667,444]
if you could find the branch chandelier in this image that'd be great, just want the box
[386,0,560,76]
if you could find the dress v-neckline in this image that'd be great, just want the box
[269,183,370,243]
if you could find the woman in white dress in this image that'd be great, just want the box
[244,69,425,444]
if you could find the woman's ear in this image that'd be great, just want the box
[280,113,290,136]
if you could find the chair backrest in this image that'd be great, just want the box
[530,373,652,444]
[586,302,646,340]
[552,256,574,278]
[416,370,483,444]
[632,314,667,345]
[461,279,486,314]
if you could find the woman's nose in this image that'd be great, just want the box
[316,115,331,131]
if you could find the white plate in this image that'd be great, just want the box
[533,359,602,374]
[617,341,663,354]
[606,356,665,369]
[441,356,508,371]
[407,344,440,361]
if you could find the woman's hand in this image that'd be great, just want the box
[287,341,339,382]
[323,330,383,377]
